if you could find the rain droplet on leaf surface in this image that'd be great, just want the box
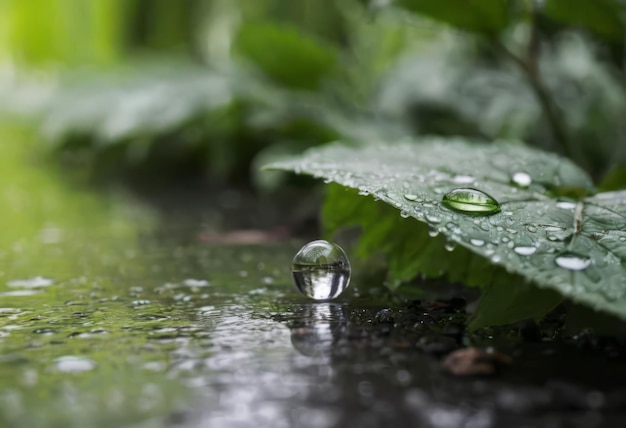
[441,188,501,216]
[292,240,351,300]
[514,246,537,256]
[554,252,591,271]
[470,238,485,247]
[404,193,418,201]
[511,172,532,187]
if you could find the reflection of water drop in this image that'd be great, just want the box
[554,252,591,271]
[441,188,500,216]
[404,194,418,201]
[511,172,532,187]
[292,240,350,300]
[514,246,537,256]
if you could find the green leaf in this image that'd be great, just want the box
[544,0,625,41]
[395,0,509,34]
[267,138,626,325]
[235,22,337,90]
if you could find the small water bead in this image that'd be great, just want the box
[511,172,532,187]
[441,188,501,216]
[291,240,351,300]
[554,252,591,271]
[404,194,418,201]
[400,210,410,218]
[425,214,441,224]
[444,239,457,252]
[470,238,485,247]
[526,225,538,233]
[452,174,475,184]
[556,201,577,210]
[428,226,439,238]
[514,246,537,256]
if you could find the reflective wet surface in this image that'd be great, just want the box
[2,129,626,427]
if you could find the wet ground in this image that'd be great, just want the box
[2,128,626,427]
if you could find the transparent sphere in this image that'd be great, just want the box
[291,240,351,300]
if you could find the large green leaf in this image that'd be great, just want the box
[395,0,509,34]
[544,0,625,41]
[268,139,626,324]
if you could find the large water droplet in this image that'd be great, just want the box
[292,240,351,300]
[514,246,537,256]
[554,252,591,271]
[511,172,532,187]
[441,188,500,216]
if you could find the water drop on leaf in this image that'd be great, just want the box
[404,194,418,201]
[444,239,457,252]
[470,238,485,247]
[511,172,532,187]
[441,188,501,216]
[428,226,439,238]
[514,246,537,256]
[554,252,591,271]
[291,240,351,300]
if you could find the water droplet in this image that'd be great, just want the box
[428,226,439,238]
[444,240,457,252]
[441,188,500,216]
[491,254,502,263]
[527,225,538,233]
[511,172,532,187]
[400,210,410,218]
[470,238,485,247]
[53,356,97,373]
[514,246,537,256]
[291,240,351,300]
[554,252,591,271]
[404,194,418,201]
[452,174,475,184]
[425,214,441,224]
[556,201,576,210]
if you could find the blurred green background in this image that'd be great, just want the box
[1,0,626,220]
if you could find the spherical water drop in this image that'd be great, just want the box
[554,252,591,271]
[514,246,537,256]
[441,188,500,216]
[511,172,532,187]
[291,240,351,300]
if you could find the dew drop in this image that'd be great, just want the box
[452,174,475,184]
[514,246,537,256]
[556,201,576,210]
[428,226,439,238]
[470,238,485,247]
[441,188,500,216]
[404,193,418,201]
[291,240,351,300]
[527,225,538,233]
[425,213,441,224]
[554,252,591,271]
[511,172,532,187]
[400,210,410,218]
[444,239,457,252]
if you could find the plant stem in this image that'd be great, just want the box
[493,26,573,159]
